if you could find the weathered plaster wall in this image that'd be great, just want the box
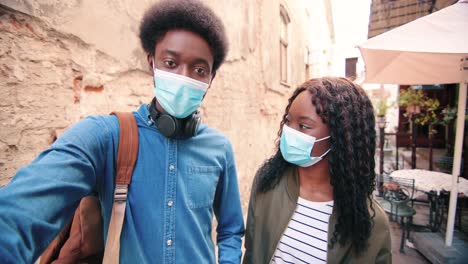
[0,0,333,212]
[0,3,153,187]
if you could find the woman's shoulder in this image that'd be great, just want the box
[253,164,293,189]
[370,197,391,230]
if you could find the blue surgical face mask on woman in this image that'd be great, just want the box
[280,124,331,167]
[152,62,210,118]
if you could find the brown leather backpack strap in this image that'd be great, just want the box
[112,112,139,185]
[103,112,139,264]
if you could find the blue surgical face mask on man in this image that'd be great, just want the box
[280,124,331,167]
[152,62,210,118]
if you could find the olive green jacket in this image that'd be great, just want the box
[243,167,392,264]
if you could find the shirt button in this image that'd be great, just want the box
[167,239,172,246]
[169,165,175,171]
[167,200,173,207]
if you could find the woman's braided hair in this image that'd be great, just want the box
[255,77,377,254]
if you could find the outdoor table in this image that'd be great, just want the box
[390,169,468,232]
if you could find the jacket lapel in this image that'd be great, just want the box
[326,209,352,263]
[265,167,299,261]
[284,168,353,263]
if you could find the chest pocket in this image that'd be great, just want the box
[187,166,221,209]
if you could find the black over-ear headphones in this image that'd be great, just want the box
[149,97,201,139]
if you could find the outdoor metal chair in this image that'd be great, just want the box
[379,175,417,253]
[438,191,467,233]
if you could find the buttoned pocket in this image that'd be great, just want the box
[187,166,221,209]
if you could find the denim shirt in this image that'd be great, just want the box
[0,104,245,263]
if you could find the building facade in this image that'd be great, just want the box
[0,0,334,209]
[367,0,463,174]
[368,0,457,38]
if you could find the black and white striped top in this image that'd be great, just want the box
[270,197,334,264]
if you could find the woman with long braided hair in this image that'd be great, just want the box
[243,77,391,263]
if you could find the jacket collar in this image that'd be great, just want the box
[283,166,353,262]
[285,166,299,202]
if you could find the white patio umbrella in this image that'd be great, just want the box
[358,0,468,246]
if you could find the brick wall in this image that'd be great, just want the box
[368,0,457,38]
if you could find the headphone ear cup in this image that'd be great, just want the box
[184,111,201,137]
[156,114,179,138]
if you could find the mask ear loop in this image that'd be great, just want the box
[318,148,331,158]
[314,135,331,158]
[315,135,331,142]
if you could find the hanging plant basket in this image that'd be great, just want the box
[406,104,421,115]
[376,116,387,129]
[399,88,426,117]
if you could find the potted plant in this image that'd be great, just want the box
[373,96,393,195]
[414,98,441,170]
[376,97,390,117]
[398,87,427,116]
[436,106,457,172]
[398,87,429,169]
[375,97,390,127]
[441,106,457,151]
[414,98,440,132]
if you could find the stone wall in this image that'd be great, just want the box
[0,0,333,211]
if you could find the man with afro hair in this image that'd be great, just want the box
[0,0,245,263]
[140,0,228,75]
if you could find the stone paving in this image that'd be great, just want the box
[376,147,468,263]
[378,197,468,263]
[375,197,431,263]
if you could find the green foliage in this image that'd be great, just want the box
[399,88,442,136]
[398,87,467,135]
[414,98,441,136]
[374,97,393,117]
[440,106,457,126]
[415,98,440,126]
[398,88,426,108]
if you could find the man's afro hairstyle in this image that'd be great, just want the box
[139,0,228,73]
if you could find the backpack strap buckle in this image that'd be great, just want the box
[114,184,128,202]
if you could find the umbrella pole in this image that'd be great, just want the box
[445,82,467,246]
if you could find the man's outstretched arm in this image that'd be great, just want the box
[0,116,112,263]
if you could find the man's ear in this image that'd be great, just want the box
[210,72,216,84]
[202,72,216,99]
[206,71,216,91]
[147,54,154,74]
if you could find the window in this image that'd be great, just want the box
[280,6,290,84]
[345,57,358,81]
